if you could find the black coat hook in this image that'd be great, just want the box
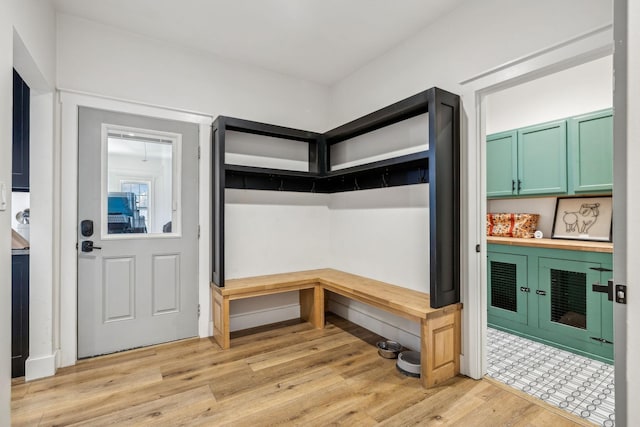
[381,173,388,187]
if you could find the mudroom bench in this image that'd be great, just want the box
[211,268,462,388]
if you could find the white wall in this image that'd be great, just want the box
[1,0,57,421]
[57,14,328,132]
[225,190,331,330]
[328,0,612,127]
[486,57,613,237]
[325,0,613,365]
[0,4,13,424]
[486,56,612,135]
[615,0,639,422]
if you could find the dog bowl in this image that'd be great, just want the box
[396,350,421,377]
[376,340,402,359]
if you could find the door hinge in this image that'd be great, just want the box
[198,304,201,317]
[198,225,201,238]
[198,146,201,159]
[615,282,627,304]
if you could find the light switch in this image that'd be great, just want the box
[0,182,7,211]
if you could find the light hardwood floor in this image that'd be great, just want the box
[11,314,593,426]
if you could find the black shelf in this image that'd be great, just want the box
[324,91,431,145]
[211,87,460,308]
[326,151,428,178]
[224,164,316,179]
[223,116,321,143]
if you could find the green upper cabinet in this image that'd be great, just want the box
[487,109,613,199]
[517,120,568,196]
[486,120,567,198]
[486,131,517,197]
[568,109,613,194]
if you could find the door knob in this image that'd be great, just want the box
[81,241,102,252]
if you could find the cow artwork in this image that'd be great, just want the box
[562,203,600,234]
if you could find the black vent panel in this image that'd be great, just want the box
[550,269,587,329]
[490,261,517,312]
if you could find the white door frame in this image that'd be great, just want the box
[458,23,614,376]
[58,91,212,367]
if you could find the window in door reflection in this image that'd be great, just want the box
[106,131,176,235]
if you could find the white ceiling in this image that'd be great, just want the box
[52,0,466,85]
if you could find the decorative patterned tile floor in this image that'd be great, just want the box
[487,328,615,427]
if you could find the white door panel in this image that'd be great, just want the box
[77,107,198,358]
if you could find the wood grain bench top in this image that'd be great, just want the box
[212,268,460,320]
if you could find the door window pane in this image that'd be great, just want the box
[105,129,177,236]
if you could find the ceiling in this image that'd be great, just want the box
[52,0,466,85]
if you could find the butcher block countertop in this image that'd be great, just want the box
[487,236,613,253]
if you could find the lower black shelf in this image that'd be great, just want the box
[224,153,428,193]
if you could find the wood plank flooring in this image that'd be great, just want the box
[11,314,593,426]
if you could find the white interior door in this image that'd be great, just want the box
[77,107,199,358]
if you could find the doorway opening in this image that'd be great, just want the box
[483,56,615,426]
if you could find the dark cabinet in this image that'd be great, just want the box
[13,69,30,192]
[12,253,29,378]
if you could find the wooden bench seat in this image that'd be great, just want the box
[211,268,462,388]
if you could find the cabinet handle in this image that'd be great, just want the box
[512,180,515,192]
[517,180,522,192]
[589,267,613,272]
[535,290,546,296]
[590,337,613,344]
[520,286,530,293]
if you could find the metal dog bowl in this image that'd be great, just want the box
[376,340,402,359]
[396,350,421,377]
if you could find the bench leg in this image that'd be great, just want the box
[212,291,230,349]
[300,286,324,329]
[420,306,461,388]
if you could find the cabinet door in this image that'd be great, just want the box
[12,69,30,192]
[486,131,517,198]
[487,252,528,325]
[538,258,602,343]
[12,254,29,378]
[568,110,613,194]
[517,120,567,196]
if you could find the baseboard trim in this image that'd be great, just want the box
[25,353,57,381]
[230,303,300,332]
[328,296,421,351]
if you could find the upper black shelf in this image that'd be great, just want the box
[213,87,455,194]
[324,91,431,146]
[221,116,321,143]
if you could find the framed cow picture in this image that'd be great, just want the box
[551,196,612,242]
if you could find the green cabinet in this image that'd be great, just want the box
[487,252,528,325]
[486,132,517,197]
[487,243,613,363]
[487,109,613,199]
[568,109,613,194]
[486,121,567,198]
[517,120,567,195]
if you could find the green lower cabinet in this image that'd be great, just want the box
[487,252,528,325]
[488,244,613,363]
